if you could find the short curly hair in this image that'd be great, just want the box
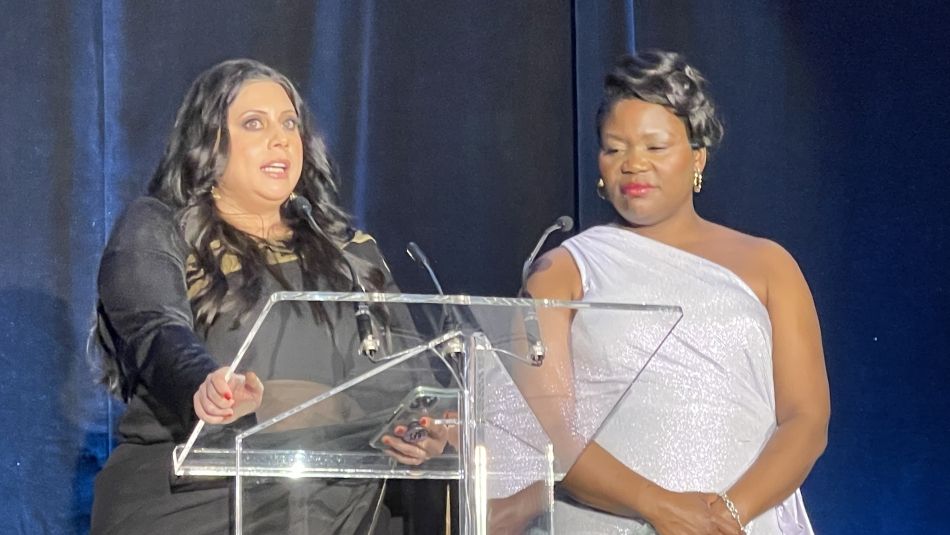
[596,50,724,150]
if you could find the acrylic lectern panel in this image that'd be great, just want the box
[172,292,682,534]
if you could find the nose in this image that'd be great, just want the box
[620,148,649,173]
[268,123,290,149]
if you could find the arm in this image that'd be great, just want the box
[715,242,830,527]
[97,199,220,431]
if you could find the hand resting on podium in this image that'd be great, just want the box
[193,366,264,425]
[192,367,448,464]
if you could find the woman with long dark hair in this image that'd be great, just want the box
[90,59,441,534]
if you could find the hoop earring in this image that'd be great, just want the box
[596,177,607,200]
[693,169,703,193]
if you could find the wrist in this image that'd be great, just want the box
[631,481,665,524]
[717,492,749,534]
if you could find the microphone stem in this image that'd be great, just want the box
[298,207,365,292]
[293,196,378,357]
[521,223,560,288]
[423,262,445,295]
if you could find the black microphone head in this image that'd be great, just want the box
[556,215,574,232]
[289,193,313,215]
[406,241,429,266]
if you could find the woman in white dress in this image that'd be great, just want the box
[526,51,829,534]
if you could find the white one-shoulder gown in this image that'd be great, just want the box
[555,225,814,535]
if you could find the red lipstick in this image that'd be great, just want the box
[620,183,655,197]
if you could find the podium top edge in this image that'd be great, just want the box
[266,291,682,313]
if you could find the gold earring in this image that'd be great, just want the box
[693,169,703,193]
[596,177,607,200]
[211,184,221,200]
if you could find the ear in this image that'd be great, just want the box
[692,147,708,172]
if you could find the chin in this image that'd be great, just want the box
[615,211,660,228]
[258,187,295,202]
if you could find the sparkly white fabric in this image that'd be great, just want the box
[555,225,813,535]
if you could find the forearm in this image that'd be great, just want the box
[560,441,660,521]
[99,244,218,424]
[727,413,828,521]
[137,324,220,425]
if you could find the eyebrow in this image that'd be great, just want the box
[603,130,675,141]
[640,129,673,138]
[238,108,298,117]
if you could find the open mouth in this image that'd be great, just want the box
[261,161,290,178]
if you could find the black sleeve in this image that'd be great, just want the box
[97,197,219,428]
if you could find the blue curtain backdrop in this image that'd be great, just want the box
[632,2,950,532]
[0,1,946,533]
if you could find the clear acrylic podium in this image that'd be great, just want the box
[173,292,682,534]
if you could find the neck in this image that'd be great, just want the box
[213,196,289,240]
[619,201,705,247]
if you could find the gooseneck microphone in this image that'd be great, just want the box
[289,194,380,358]
[521,215,574,288]
[519,215,575,366]
[406,242,445,295]
[405,241,464,361]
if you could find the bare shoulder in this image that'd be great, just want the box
[524,247,582,301]
[695,223,806,306]
[704,223,796,268]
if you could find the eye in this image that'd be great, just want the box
[242,118,263,130]
[601,147,622,155]
[283,117,300,130]
[647,145,668,151]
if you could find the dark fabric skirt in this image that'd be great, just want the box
[90,443,388,535]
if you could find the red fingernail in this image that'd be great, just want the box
[419,417,429,426]
[224,392,232,400]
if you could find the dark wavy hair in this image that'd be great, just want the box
[596,50,724,150]
[93,59,386,398]
[147,58,383,330]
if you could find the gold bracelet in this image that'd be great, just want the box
[717,492,749,534]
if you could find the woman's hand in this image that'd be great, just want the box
[643,487,721,535]
[488,481,547,535]
[441,410,460,451]
[381,416,449,466]
[193,366,264,425]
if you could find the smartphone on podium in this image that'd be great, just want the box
[369,386,458,450]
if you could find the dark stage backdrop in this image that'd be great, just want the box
[633,1,950,533]
[0,1,945,533]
